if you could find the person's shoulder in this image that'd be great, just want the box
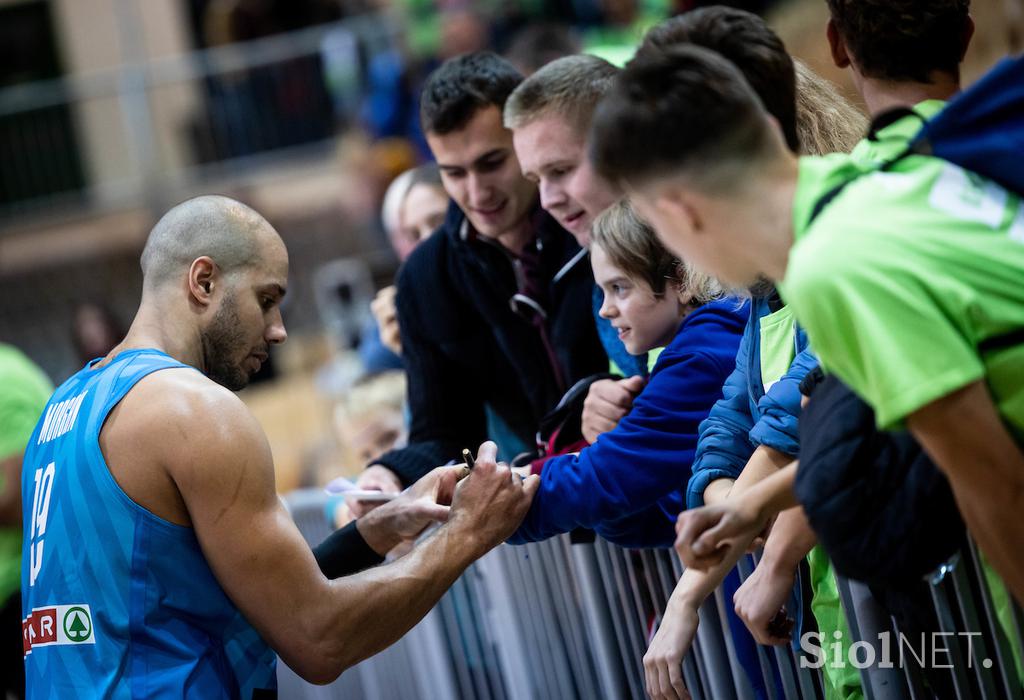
[124,369,265,455]
[787,174,881,292]
[783,234,847,306]
[793,154,864,236]
[0,344,53,402]
[651,298,747,372]
[678,298,748,339]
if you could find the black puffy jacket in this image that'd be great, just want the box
[795,375,966,587]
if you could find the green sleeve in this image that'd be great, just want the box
[785,233,984,430]
[0,348,53,460]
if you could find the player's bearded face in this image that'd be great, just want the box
[202,289,258,391]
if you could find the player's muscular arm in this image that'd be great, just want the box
[158,376,536,684]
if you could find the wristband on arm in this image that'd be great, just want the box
[313,520,385,579]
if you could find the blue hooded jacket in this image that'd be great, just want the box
[686,296,817,509]
[510,297,748,548]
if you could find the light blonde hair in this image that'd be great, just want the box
[503,54,618,132]
[793,59,868,156]
[592,200,722,305]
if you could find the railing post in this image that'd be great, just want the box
[834,574,911,700]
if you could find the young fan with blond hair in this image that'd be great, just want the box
[510,200,745,546]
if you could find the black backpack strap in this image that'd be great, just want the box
[979,328,1024,355]
[808,108,926,226]
[808,180,851,225]
[867,107,925,141]
[537,372,618,437]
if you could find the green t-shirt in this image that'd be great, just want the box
[847,99,946,165]
[781,123,1024,433]
[0,343,53,602]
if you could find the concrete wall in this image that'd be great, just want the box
[49,0,200,203]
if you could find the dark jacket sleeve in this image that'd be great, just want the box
[370,253,488,487]
[794,375,965,586]
[687,321,756,509]
[509,339,733,546]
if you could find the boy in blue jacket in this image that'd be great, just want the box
[510,201,746,547]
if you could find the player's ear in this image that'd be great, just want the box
[189,256,219,307]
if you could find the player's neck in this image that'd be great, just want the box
[103,305,205,373]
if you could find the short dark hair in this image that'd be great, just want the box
[420,52,524,135]
[591,45,774,190]
[639,7,798,152]
[141,195,268,288]
[826,0,971,82]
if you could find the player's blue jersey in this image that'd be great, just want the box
[21,349,277,698]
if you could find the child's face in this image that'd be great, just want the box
[592,244,684,355]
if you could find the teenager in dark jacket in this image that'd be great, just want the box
[510,201,745,547]
[354,52,606,495]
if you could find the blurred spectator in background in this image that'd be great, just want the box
[438,7,490,58]
[669,0,780,14]
[361,6,490,159]
[584,0,669,65]
[360,163,448,371]
[0,343,52,699]
[504,23,581,75]
[331,370,409,527]
[71,302,125,367]
[335,371,409,469]
[385,163,448,267]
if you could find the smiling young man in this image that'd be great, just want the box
[504,54,622,249]
[354,52,606,498]
[504,53,649,436]
[590,45,1024,605]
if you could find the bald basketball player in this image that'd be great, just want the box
[20,195,538,698]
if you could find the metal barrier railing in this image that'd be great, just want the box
[281,489,1024,700]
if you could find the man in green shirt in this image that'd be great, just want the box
[0,344,52,699]
[589,25,1024,608]
[719,0,967,654]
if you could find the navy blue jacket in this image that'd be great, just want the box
[510,298,747,548]
[687,296,817,509]
[372,201,607,486]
